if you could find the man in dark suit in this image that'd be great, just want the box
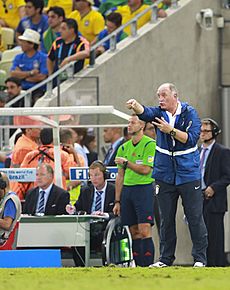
[66,160,115,266]
[23,163,70,215]
[103,126,124,166]
[66,160,115,217]
[200,118,230,266]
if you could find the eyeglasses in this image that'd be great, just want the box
[200,130,212,133]
[2,0,8,13]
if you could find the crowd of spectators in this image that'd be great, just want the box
[0,0,172,102]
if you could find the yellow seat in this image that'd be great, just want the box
[1,27,15,50]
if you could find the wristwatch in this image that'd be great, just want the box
[123,160,128,170]
[169,128,177,137]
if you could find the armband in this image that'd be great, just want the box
[114,200,120,204]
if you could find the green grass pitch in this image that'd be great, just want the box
[0,267,229,290]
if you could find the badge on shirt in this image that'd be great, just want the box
[148,156,154,163]
[84,20,90,27]
[8,4,13,10]
[135,160,143,165]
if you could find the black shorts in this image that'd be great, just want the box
[121,184,154,227]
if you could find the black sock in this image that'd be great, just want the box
[142,237,154,267]
[132,238,142,266]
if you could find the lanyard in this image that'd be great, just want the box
[58,42,75,62]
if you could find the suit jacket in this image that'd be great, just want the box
[204,142,230,213]
[23,184,70,215]
[104,138,125,166]
[74,182,115,216]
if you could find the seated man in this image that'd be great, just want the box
[10,29,48,103]
[0,172,21,248]
[47,18,89,78]
[23,163,70,215]
[66,160,115,266]
[96,12,127,56]
[66,160,115,217]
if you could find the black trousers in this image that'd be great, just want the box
[156,179,208,266]
[203,208,226,267]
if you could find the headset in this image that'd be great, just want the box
[89,160,110,180]
[0,173,7,190]
[202,118,221,140]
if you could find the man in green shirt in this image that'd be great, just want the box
[113,114,156,267]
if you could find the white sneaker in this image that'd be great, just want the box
[149,261,168,268]
[193,262,205,267]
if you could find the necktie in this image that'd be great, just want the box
[37,190,45,213]
[95,191,103,211]
[104,146,113,165]
[200,148,208,170]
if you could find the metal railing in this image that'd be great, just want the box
[5,0,178,109]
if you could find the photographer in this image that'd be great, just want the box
[0,172,21,247]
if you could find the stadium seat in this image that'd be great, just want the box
[1,48,22,62]
[0,60,13,78]
[1,27,15,50]
[0,69,7,90]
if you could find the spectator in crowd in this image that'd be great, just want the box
[103,126,123,166]
[113,114,156,267]
[68,0,105,44]
[95,12,127,56]
[82,134,98,166]
[100,0,170,19]
[13,128,78,200]
[200,118,230,267]
[23,163,70,215]
[72,128,89,167]
[126,83,208,267]
[47,18,89,77]
[11,127,41,168]
[114,0,152,35]
[0,172,21,247]
[143,122,156,140]
[16,0,48,45]
[152,0,171,18]
[60,128,83,204]
[0,0,25,30]
[0,92,9,125]
[46,0,73,16]
[60,128,84,166]
[123,127,132,142]
[42,6,65,53]
[66,160,115,266]
[5,77,24,108]
[10,29,48,103]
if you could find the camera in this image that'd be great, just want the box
[196,8,214,31]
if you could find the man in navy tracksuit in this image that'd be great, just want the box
[127,83,208,267]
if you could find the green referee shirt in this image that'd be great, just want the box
[116,135,156,186]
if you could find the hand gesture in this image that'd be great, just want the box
[152,117,172,134]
